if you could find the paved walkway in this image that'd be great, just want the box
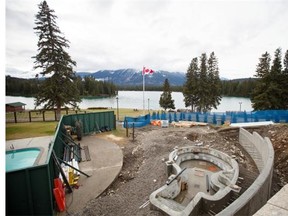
[254,184,288,216]
[59,135,123,215]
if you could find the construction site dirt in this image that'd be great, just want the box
[71,123,288,216]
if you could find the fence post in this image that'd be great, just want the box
[125,120,128,137]
[54,110,57,121]
[132,123,135,141]
[42,111,45,122]
[29,111,32,122]
[14,112,17,123]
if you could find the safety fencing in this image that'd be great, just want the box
[123,110,288,128]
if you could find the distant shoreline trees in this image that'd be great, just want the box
[6,75,117,98]
[6,75,257,99]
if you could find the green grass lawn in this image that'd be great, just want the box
[6,122,58,140]
[5,108,150,140]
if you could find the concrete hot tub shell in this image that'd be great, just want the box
[149,146,240,216]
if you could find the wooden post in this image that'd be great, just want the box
[42,111,45,122]
[54,110,57,121]
[125,120,128,137]
[14,112,17,123]
[132,123,135,141]
[29,111,32,122]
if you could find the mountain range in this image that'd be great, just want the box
[76,69,186,86]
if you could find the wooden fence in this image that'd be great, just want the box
[6,109,88,123]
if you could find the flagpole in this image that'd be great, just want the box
[143,66,145,115]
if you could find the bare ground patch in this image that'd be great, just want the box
[71,124,288,216]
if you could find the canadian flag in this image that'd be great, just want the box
[142,67,154,75]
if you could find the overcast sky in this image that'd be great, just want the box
[5,0,288,79]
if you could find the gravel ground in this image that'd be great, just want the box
[71,123,288,216]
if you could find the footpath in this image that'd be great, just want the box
[60,135,123,215]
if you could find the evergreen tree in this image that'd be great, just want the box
[33,1,81,119]
[159,78,175,111]
[269,48,283,109]
[251,48,288,110]
[183,52,222,112]
[198,53,209,112]
[284,50,288,74]
[207,52,222,110]
[251,51,271,110]
[183,58,199,112]
[281,50,288,108]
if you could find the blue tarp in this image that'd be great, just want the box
[123,110,288,128]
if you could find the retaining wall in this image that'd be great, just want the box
[218,128,274,215]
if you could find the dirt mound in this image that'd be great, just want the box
[72,124,288,216]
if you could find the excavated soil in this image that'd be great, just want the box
[72,123,288,216]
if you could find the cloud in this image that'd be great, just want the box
[5,0,288,80]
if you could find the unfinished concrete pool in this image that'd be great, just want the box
[149,146,240,215]
[149,128,274,216]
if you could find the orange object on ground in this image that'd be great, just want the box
[53,188,66,212]
[151,120,161,126]
[53,178,66,212]
[54,178,65,197]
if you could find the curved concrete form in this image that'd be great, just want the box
[150,128,274,216]
[149,146,240,216]
[218,128,274,216]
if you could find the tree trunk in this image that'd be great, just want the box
[56,104,61,121]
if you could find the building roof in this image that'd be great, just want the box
[6,102,26,107]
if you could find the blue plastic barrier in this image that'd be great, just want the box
[123,110,288,128]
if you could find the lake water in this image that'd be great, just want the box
[6,91,253,112]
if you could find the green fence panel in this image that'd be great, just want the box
[29,166,54,215]
[6,166,54,215]
[6,111,115,215]
[6,171,30,215]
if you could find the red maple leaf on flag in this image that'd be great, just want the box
[143,67,154,75]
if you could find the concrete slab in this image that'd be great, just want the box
[266,184,288,210]
[253,203,288,216]
[61,135,123,214]
[254,184,288,216]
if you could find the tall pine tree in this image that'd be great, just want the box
[159,78,175,111]
[281,49,288,108]
[33,1,81,120]
[198,53,210,112]
[183,52,221,112]
[183,58,199,112]
[251,52,271,110]
[207,52,222,110]
[251,48,288,110]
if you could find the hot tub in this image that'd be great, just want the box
[6,147,42,172]
[149,146,240,215]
